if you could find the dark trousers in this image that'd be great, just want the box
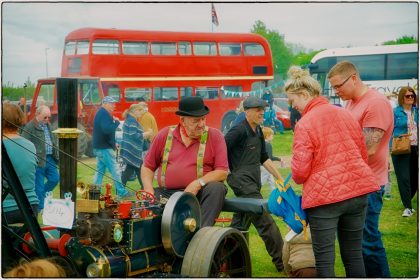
[121,163,143,189]
[3,204,39,224]
[155,181,227,227]
[392,145,419,209]
[306,195,368,277]
[230,191,284,271]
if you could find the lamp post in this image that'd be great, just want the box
[45,48,50,77]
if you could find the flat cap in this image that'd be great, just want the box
[243,96,268,110]
[102,96,117,104]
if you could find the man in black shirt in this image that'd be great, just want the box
[225,96,285,272]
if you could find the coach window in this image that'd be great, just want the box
[196,87,219,99]
[123,41,148,55]
[219,43,241,56]
[151,42,176,55]
[102,83,121,102]
[92,40,120,54]
[125,88,151,102]
[76,41,89,55]
[180,87,193,98]
[244,43,265,56]
[154,87,178,101]
[221,86,243,99]
[64,41,76,55]
[178,42,192,55]
[193,42,217,56]
[387,53,418,80]
[338,55,385,81]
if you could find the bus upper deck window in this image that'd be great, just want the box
[178,42,192,55]
[65,41,76,55]
[193,42,217,56]
[123,41,148,55]
[92,40,120,55]
[244,43,265,56]
[76,41,89,55]
[219,43,241,56]
[151,42,176,55]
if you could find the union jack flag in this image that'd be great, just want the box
[211,3,219,26]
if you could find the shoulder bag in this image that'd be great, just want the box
[391,133,411,155]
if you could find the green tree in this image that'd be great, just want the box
[382,36,418,45]
[291,49,324,67]
[251,20,293,79]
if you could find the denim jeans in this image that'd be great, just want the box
[35,155,60,209]
[306,195,368,277]
[93,149,127,196]
[362,185,391,277]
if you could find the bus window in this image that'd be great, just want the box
[151,42,176,55]
[221,86,243,99]
[92,40,120,54]
[180,87,193,98]
[102,83,121,102]
[154,87,178,101]
[387,53,418,80]
[125,88,151,102]
[196,87,219,99]
[123,41,148,55]
[77,41,89,55]
[219,43,241,56]
[193,42,217,56]
[79,80,101,105]
[178,42,192,55]
[38,84,55,107]
[65,41,76,55]
[338,55,385,81]
[244,43,265,56]
[68,58,82,74]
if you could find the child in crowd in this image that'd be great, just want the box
[260,127,284,190]
[282,227,317,277]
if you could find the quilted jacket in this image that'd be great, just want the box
[291,97,379,209]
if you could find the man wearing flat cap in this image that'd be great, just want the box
[225,96,285,272]
[92,96,132,198]
[141,96,228,227]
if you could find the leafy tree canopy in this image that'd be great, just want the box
[382,36,418,45]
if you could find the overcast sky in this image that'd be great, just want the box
[1,1,418,87]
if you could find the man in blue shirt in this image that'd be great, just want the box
[21,105,59,211]
[93,96,131,198]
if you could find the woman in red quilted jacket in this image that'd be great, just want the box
[285,66,379,277]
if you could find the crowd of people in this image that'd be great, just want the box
[1,60,418,277]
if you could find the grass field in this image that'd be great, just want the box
[71,130,418,277]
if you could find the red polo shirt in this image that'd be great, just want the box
[144,124,228,190]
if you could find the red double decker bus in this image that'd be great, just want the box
[62,27,274,130]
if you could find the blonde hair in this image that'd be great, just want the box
[4,259,66,277]
[284,66,322,97]
[327,60,360,79]
[123,103,144,119]
[262,126,274,139]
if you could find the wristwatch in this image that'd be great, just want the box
[198,178,206,187]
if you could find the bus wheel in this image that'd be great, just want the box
[221,112,237,134]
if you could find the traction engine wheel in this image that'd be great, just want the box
[181,226,252,277]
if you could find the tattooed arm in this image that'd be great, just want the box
[363,127,385,158]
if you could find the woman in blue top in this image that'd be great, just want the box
[391,86,418,217]
[120,104,152,189]
[2,103,39,223]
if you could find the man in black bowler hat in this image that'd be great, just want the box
[225,96,285,272]
[141,96,228,227]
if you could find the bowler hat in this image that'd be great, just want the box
[176,97,210,117]
[243,96,268,110]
